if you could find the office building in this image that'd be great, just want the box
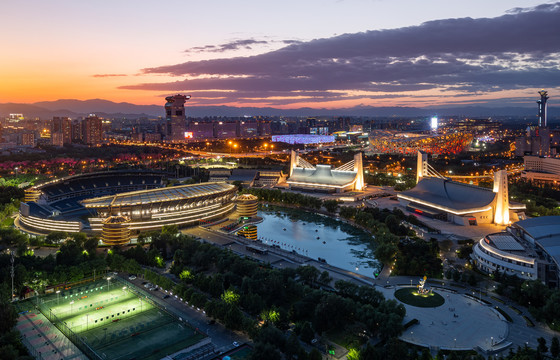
[165,94,190,142]
[82,115,103,145]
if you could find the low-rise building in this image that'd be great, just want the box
[473,216,560,287]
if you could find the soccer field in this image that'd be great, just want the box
[46,282,152,333]
[39,278,206,360]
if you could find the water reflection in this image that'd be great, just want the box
[257,205,379,277]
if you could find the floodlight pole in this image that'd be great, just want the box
[10,249,15,302]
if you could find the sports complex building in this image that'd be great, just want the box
[286,151,365,193]
[16,170,237,245]
[397,152,526,226]
[472,216,560,287]
[367,130,473,155]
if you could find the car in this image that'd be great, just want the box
[141,281,147,285]
[232,342,239,347]
[311,339,318,344]
[113,272,118,276]
[163,295,170,299]
[128,275,136,280]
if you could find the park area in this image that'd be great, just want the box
[29,278,206,360]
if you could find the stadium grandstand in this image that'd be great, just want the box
[16,171,237,244]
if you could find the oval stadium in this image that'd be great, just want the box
[15,170,237,245]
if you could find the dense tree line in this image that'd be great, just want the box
[119,229,407,358]
[337,206,442,277]
[494,273,560,331]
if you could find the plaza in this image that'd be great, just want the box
[378,285,509,353]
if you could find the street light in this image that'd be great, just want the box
[56,290,60,305]
[107,277,111,291]
[70,300,74,314]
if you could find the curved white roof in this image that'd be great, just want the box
[399,178,496,212]
[288,165,357,187]
[81,182,235,208]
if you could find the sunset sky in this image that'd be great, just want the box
[1,0,559,109]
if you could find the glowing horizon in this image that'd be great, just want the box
[1,0,558,109]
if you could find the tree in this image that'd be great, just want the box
[298,266,320,287]
[323,200,341,214]
[300,321,315,343]
[249,342,282,360]
[538,337,548,354]
[375,242,398,264]
[285,333,302,360]
[0,301,17,334]
[551,336,559,358]
[308,349,322,360]
[318,271,332,286]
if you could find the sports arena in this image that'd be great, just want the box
[368,130,473,155]
[16,170,237,244]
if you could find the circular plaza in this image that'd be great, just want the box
[377,285,509,353]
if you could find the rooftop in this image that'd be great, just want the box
[399,177,496,212]
[81,182,235,208]
[515,216,560,266]
[288,165,357,187]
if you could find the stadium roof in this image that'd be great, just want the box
[288,165,357,187]
[81,182,235,208]
[516,216,560,266]
[399,178,496,213]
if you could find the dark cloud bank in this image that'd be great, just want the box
[121,3,560,107]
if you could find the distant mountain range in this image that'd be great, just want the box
[0,98,557,119]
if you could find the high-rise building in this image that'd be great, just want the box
[82,115,103,145]
[52,116,72,145]
[515,90,554,157]
[72,120,82,143]
[20,132,35,147]
[165,94,190,142]
[537,89,549,128]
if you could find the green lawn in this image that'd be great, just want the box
[394,287,445,308]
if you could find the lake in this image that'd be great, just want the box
[257,205,380,277]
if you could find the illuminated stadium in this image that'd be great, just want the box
[272,134,335,145]
[16,171,237,243]
[368,130,473,155]
[286,151,365,193]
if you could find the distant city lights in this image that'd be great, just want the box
[430,116,438,131]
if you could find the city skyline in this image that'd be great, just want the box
[1,0,559,110]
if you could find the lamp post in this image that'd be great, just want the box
[107,277,111,291]
[70,300,74,314]
[56,290,60,305]
[228,141,233,154]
